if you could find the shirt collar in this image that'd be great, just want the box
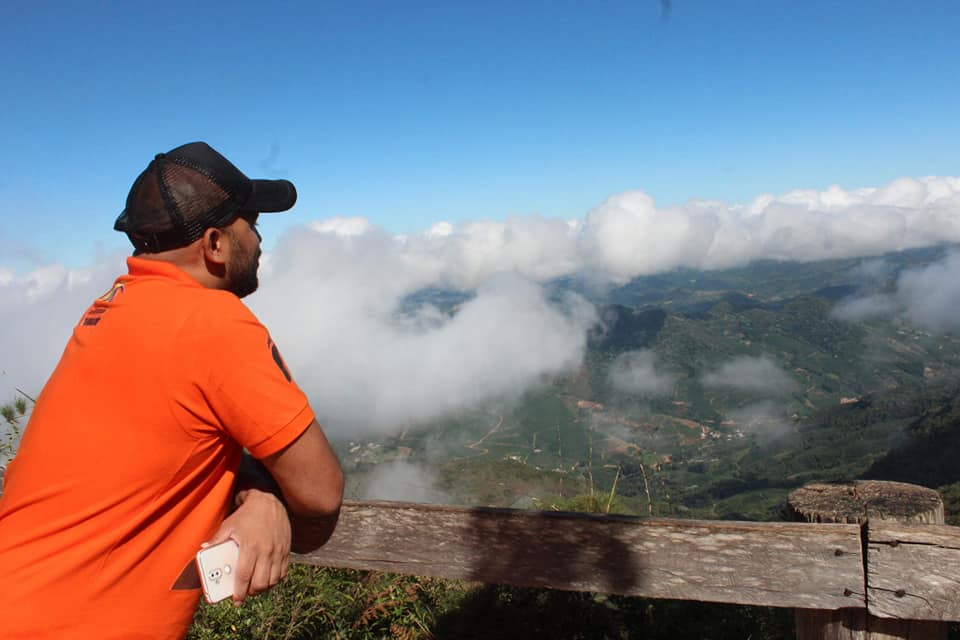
[125,256,203,287]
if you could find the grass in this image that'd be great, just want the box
[189,567,467,640]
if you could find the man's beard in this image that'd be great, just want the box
[227,242,261,299]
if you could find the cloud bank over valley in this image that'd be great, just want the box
[833,251,960,333]
[3,176,960,435]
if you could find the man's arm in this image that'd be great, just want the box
[236,421,345,552]
[207,420,344,603]
[260,419,345,524]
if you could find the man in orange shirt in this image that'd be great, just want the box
[0,142,344,639]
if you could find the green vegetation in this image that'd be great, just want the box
[1,396,28,461]
[189,568,465,640]
[188,565,800,640]
[862,387,960,489]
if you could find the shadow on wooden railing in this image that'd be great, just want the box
[296,481,960,640]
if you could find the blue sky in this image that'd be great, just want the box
[2,0,959,272]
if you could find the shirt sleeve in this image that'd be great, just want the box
[186,293,315,459]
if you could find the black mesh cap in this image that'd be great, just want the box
[114,141,297,253]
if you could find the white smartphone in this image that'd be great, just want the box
[196,539,240,604]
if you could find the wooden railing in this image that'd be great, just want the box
[296,482,960,640]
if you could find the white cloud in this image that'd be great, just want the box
[608,350,675,395]
[4,174,960,433]
[307,216,373,237]
[831,293,899,323]
[251,222,596,435]
[253,235,596,435]
[851,258,895,284]
[354,460,452,503]
[562,176,960,282]
[897,252,960,332]
[407,215,582,288]
[832,251,960,332]
[425,221,454,238]
[702,355,798,395]
[0,252,127,401]
[725,401,796,441]
[578,192,719,281]
[285,175,960,293]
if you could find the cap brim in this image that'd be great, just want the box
[245,179,297,213]
[114,209,130,231]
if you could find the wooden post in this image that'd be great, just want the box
[788,480,948,640]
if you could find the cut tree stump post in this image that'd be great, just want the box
[788,480,947,640]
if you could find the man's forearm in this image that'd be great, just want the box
[289,511,340,553]
[235,452,340,553]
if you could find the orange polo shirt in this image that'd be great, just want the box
[0,257,314,639]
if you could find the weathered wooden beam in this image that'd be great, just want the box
[295,500,864,610]
[868,522,960,622]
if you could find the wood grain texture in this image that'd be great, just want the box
[868,522,960,622]
[295,500,865,610]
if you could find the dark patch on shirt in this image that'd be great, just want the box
[171,558,201,590]
[268,337,292,382]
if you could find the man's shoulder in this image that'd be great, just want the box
[188,289,260,326]
[131,277,254,321]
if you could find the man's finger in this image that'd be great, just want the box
[249,554,274,596]
[267,559,284,591]
[232,545,256,604]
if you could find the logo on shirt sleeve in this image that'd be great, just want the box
[80,282,126,327]
[267,336,292,382]
[98,282,125,303]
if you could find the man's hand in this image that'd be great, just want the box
[204,488,291,605]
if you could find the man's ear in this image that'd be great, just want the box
[202,227,228,266]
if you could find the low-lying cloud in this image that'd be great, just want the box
[725,401,796,442]
[833,251,960,332]
[2,175,959,437]
[254,248,596,434]
[352,460,452,503]
[702,355,799,395]
[608,350,675,395]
